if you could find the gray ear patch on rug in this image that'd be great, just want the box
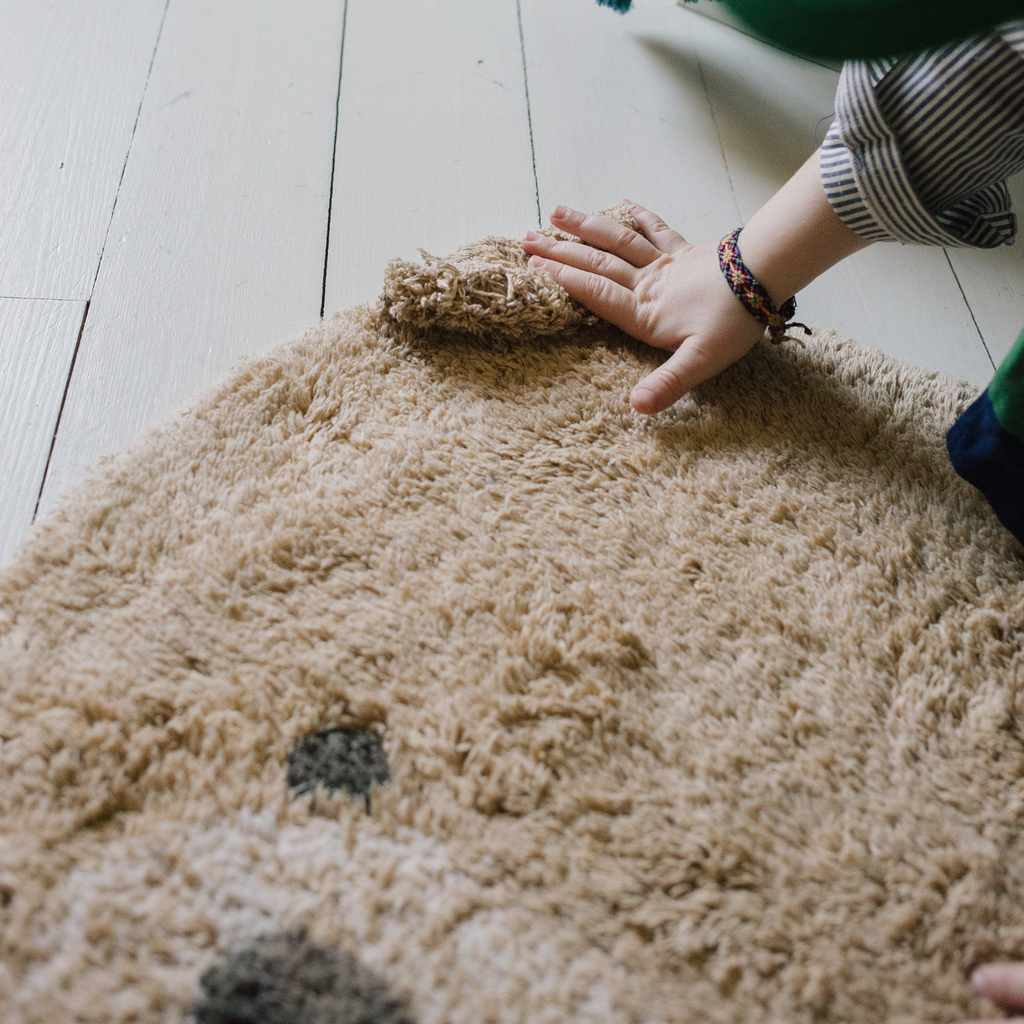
[287,728,390,809]
[193,932,414,1024]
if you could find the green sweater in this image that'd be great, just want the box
[723,0,1024,58]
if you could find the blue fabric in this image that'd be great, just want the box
[947,389,1024,544]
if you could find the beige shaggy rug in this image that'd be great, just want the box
[1,219,1023,1024]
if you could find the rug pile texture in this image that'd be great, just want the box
[1,223,1023,1024]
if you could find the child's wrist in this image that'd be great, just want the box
[718,228,811,343]
[732,224,795,307]
[731,148,873,304]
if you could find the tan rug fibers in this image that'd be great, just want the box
[1,227,1024,1024]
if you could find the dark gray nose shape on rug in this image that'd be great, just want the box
[194,932,414,1024]
[287,728,390,809]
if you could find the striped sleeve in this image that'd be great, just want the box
[821,21,1024,248]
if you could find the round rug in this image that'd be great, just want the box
[1,255,1023,1023]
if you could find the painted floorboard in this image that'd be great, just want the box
[0,298,86,565]
[322,0,539,314]
[0,0,167,301]
[522,0,739,247]
[38,0,346,518]
[945,172,1024,369]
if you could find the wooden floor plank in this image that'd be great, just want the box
[39,0,346,518]
[323,0,539,314]
[944,173,1024,369]
[0,298,86,566]
[521,0,739,247]
[0,0,167,301]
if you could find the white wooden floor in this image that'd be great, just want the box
[3,0,1023,567]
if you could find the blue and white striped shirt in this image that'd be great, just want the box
[822,21,1024,248]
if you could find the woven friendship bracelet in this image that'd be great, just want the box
[717,228,811,344]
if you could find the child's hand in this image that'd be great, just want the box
[521,202,765,415]
[954,962,1024,1024]
[521,150,874,416]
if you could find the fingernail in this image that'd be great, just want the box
[528,255,544,267]
[523,230,540,241]
[551,205,569,220]
[630,386,656,414]
[971,967,990,995]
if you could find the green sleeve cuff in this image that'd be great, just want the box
[989,327,1024,443]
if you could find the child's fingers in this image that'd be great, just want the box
[953,1019,1024,1024]
[522,232,637,287]
[624,200,689,254]
[973,965,1024,1010]
[548,206,662,267]
[629,337,727,414]
[526,255,636,325]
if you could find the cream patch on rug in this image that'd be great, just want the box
[12,813,636,1023]
[1,225,1024,1024]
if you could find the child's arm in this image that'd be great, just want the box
[521,148,871,415]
